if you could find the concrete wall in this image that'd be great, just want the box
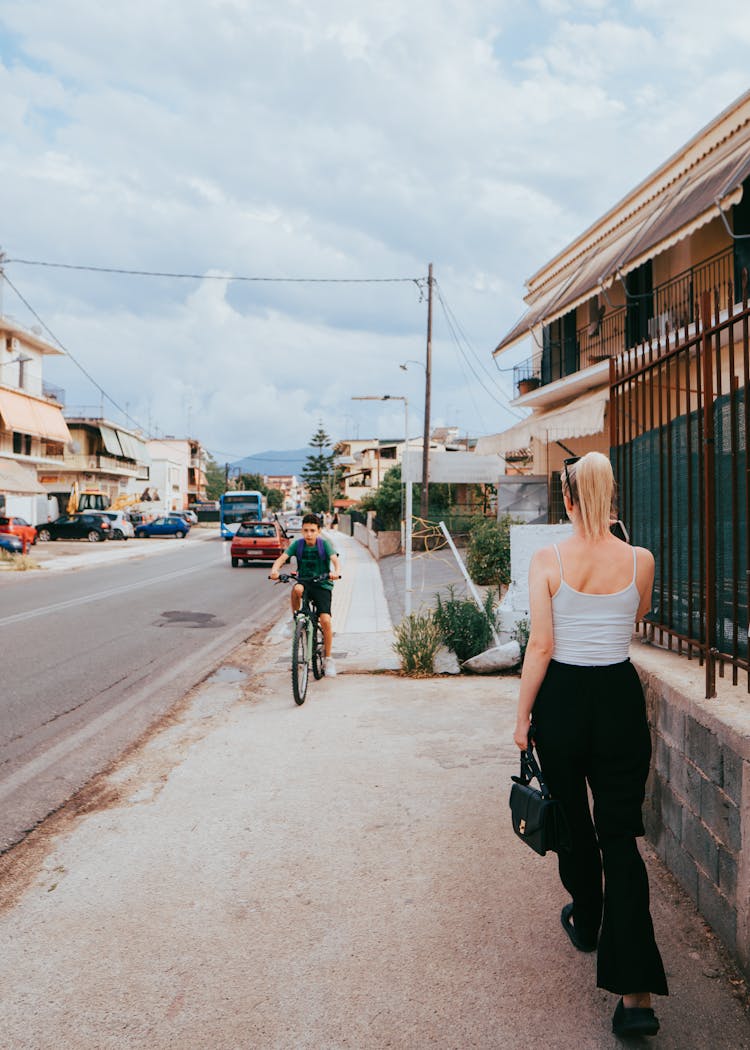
[352,522,401,559]
[633,644,750,981]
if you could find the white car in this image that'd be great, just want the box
[181,509,198,524]
[100,511,135,540]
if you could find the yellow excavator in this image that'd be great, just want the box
[66,482,140,515]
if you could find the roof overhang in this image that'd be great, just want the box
[495,115,750,356]
[475,388,608,455]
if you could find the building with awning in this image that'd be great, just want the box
[36,416,151,515]
[489,88,750,521]
[0,318,73,522]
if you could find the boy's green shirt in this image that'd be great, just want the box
[285,536,337,590]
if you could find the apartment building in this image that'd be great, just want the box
[482,89,750,520]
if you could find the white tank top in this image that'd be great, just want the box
[551,544,640,666]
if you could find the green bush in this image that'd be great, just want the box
[433,586,497,664]
[466,515,513,590]
[392,611,442,676]
[513,617,530,664]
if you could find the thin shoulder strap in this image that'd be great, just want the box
[631,545,638,584]
[552,543,564,580]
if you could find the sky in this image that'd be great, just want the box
[1,1,749,464]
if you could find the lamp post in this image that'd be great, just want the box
[352,394,412,617]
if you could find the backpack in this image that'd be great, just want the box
[295,536,328,572]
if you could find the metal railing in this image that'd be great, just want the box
[42,381,66,405]
[513,247,735,394]
[43,452,142,475]
[611,277,749,697]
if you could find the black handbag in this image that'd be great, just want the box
[509,746,571,856]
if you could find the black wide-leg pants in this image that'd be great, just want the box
[532,659,668,996]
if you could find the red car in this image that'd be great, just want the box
[0,515,37,547]
[230,520,284,567]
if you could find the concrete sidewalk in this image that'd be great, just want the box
[0,530,748,1049]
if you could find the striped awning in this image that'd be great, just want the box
[475,388,608,455]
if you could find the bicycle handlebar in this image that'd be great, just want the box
[269,572,341,583]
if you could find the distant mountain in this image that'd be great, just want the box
[231,448,310,479]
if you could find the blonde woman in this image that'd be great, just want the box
[513,451,667,1039]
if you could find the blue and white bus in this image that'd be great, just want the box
[219,490,266,539]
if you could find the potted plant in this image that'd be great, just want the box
[517,376,541,395]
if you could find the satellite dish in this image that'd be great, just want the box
[31,325,43,335]
[68,440,82,454]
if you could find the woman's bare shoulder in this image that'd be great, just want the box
[633,545,655,567]
[529,545,559,572]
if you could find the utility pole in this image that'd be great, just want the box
[420,263,433,519]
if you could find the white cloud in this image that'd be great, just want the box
[0,0,748,456]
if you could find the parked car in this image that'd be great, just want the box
[99,511,135,540]
[181,509,198,525]
[125,511,148,527]
[0,532,23,555]
[37,513,112,542]
[230,520,284,567]
[0,515,37,547]
[134,515,191,539]
[284,515,302,532]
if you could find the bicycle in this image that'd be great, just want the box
[272,572,330,705]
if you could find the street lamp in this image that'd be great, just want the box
[351,394,413,617]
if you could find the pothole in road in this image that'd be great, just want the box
[155,610,226,628]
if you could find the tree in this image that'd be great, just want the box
[358,465,403,530]
[237,472,266,493]
[302,424,342,513]
[266,488,284,511]
[205,454,227,500]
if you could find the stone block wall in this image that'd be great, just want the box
[634,647,750,980]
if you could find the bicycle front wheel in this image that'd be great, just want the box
[292,618,309,705]
[312,619,325,680]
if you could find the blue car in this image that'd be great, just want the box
[0,532,23,554]
[134,515,191,539]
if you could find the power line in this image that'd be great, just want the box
[1,270,152,436]
[6,256,424,285]
[434,283,526,421]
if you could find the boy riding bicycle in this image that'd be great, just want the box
[270,513,341,676]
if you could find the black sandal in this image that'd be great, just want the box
[560,903,597,953]
[612,997,660,1038]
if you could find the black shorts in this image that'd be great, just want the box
[298,581,332,616]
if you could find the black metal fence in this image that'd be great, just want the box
[610,282,749,697]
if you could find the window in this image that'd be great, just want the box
[625,260,653,347]
[12,432,32,455]
[733,176,750,303]
[542,309,578,383]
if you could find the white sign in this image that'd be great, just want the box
[402,448,505,484]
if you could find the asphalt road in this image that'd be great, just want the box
[0,536,286,852]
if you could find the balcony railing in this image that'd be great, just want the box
[513,247,735,393]
[45,452,141,475]
[42,381,66,405]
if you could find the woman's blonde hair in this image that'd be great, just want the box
[563,451,614,539]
